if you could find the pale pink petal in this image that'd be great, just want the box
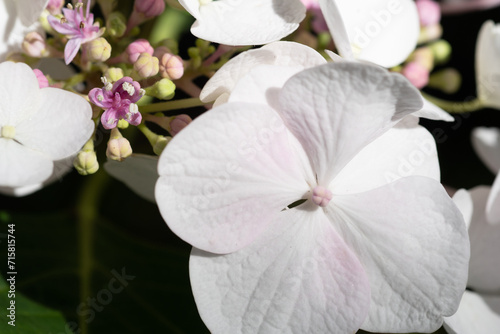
[329,176,469,332]
[444,291,500,334]
[332,119,440,194]
[190,206,371,333]
[0,62,40,126]
[64,37,82,65]
[156,102,312,254]
[15,87,94,160]
[487,174,500,224]
[200,41,326,103]
[47,15,77,35]
[278,62,423,186]
[104,154,159,203]
[468,186,500,292]
[0,138,53,187]
[186,0,305,45]
[471,127,500,174]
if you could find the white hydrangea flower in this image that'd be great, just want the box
[475,20,500,109]
[0,61,94,196]
[0,0,49,60]
[155,61,469,333]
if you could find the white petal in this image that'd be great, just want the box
[278,62,423,186]
[322,0,419,67]
[0,62,40,126]
[444,291,500,334]
[0,138,53,187]
[15,0,48,26]
[487,174,500,224]
[475,21,500,109]
[471,127,500,174]
[104,154,159,203]
[329,176,470,332]
[453,188,473,229]
[186,0,305,45]
[15,87,94,160]
[190,206,371,334]
[414,98,455,122]
[468,186,500,292]
[200,41,326,103]
[156,102,312,254]
[332,121,440,194]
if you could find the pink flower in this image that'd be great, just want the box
[33,69,49,88]
[48,0,104,64]
[402,61,430,89]
[416,0,441,26]
[88,77,145,129]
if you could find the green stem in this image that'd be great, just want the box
[421,92,484,113]
[138,97,205,113]
[76,171,109,334]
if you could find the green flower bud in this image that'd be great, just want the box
[429,40,452,65]
[133,53,159,79]
[153,135,171,155]
[106,11,127,38]
[74,150,99,175]
[144,78,176,100]
[104,67,124,82]
[86,37,112,62]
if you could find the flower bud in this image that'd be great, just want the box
[74,150,99,175]
[429,40,452,65]
[169,114,192,136]
[126,39,154,63]
[159,53,184,80]
[104,67,124,82]
[133,53,159,79]
[134,0,165,18]
[22,32,48,57]
[428,68,462,94]
[416,0,441,27]
[107,129,132,161]
[33,69,49,88]
[144,78,176,100]
[46,0,65,15]
[153,135,171,155]
[86,37,111,62]
[408,47,434,71]
[418,24,442,44]
[106,11,127,38]
[402,61,430,89]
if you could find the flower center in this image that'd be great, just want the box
[311,185,332,207]
[1,125,16,139]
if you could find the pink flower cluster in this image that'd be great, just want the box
[89,77,144,129]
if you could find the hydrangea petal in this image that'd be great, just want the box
[156,102,312,254]
[190,206,371,334]
[414,98,455,122]
[475,21,500,109]
[0,138,52,187]
[471,127,500,174]
[320,0,419,67]
[15,87,94,160]
[185,0,305,45]
[104,154,159,203]
[468,186,500,291]
[15,0,48,27]
[278,62,423,186]
[64,37,82,65]
[329,176,469,332]
[200,41,326,103]
[0,62,40,126]
[444,291,500,334]
[453,188,474,229]
[332,119,440,195]
[487,174,500,224]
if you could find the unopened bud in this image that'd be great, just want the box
[428,68,462,94]
[104,67,124,82]
[159,53,184,80]
[22,32,48,57]
[408,47,434,71]
[144,78,176,100]
[46,0,65,15]
[153,135,171,155]
[107,11,127,38]
[126,39,154,63]
[416,0,441,27]
[135,0,165,18]
[117,119,130,129]
[169,114,192,136]
[418,24,442,44]
[133,53,159,79]
[33,69,49,88]
[107,134,132,161]
[402,61,429,89]
[74,150,99,175]
[86,37,111,62]
[429,40,452,65]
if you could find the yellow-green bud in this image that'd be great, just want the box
[106,11,127,38]
[106,128,132,161]
[74,150,99,175]
[153,136,171,155]
[144,78,176,100]
[429,40,452,65]
[133,53,159,79]
[117,119,129,129]
[418,24,442,44]
[86,37,111,62]
[105,67,124,82]
[428,68,462,94]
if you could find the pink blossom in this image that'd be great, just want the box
[48,0,104,64]
[416,0,441,26]
[126,39,154,63]
[402,61,430,89]
[33,69,49,88]
[88,77,144,129]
